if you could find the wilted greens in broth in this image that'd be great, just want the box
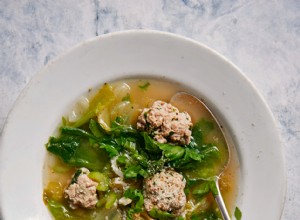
[43,79,239,220]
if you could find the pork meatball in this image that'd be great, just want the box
[144,169,186,216]
[64,168,98,209]
[137,100,192,145]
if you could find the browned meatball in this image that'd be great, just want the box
[144,169,186,216]
[137,101,192,145]
[64,168,98,209]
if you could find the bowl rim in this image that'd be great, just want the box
[0,29,286,219]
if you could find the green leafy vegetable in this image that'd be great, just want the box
[170,143,219,170]
[105,192,117,209]
[192,180,218,197]
[192,119,215,146]
[142,133,186,161]
[142,132,161,154]
[89,119,106,138]
[46,199,94,220]
[46,135,80,163]
[124,189,144,220]
[142,132,220,177]
[88,172,110,191]
[95,191,118,210]
[71,83,115,128]
[115,137,137,152]
[148,208,177,219]
[110,116,138,136]
[61,127,97,140]
[47,199,77,220]
[98,139,120,158]
[46,127,109,171]
[158,143,185,161]
[124,165,147,178]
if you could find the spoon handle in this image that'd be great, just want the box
[215,178,231,220]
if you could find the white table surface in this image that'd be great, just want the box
[0,0,299,219]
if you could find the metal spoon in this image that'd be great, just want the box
[170,92,231,220]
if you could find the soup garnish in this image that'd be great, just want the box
[43,79,239,220]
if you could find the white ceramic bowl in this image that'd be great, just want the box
[0,30,285,219]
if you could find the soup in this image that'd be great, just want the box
[43,79,239,220]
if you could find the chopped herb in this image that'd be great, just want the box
[70,169,82,184]
[138,82,150,90]
[234,206,242,220]
[122,93,131,102]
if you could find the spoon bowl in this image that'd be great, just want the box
[170,91,231,220]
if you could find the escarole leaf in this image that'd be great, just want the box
[175,145,220,179]
[46,126,109,171]
[187,144,219,161]
[46,135,80,163]
[124,189,144,220]
[115,136,138,152]
[192,180,218,197]
[88,172,110,191]
[142,132,161,153]
[157,143,185,161]
[47,199,77,220]
[71,83,115,128]
[148,208,177,220]
[98,139,120,158]
[110,116,138,136]
[124,165,147,179]
[46,199,94,220]
[60,127,97,140]
[142,132,185,161]
[89,119,106,138]
[142,132,219,175]
[192,119,215,146]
